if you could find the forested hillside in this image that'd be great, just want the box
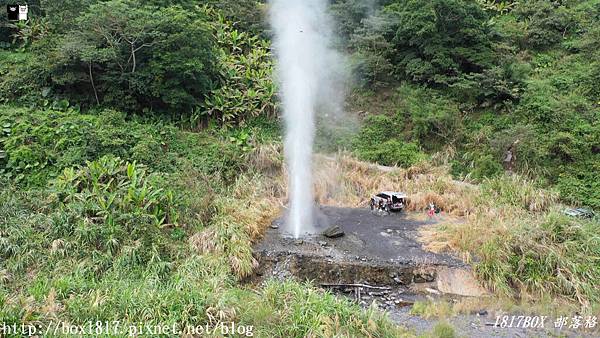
[0,0,598,336]
[2,0,597,207]
[334,0,599,208]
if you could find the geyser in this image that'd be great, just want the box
[269,0,341,238]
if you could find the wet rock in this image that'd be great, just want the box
[413,273,435,283]
[322,225,344,238]
[294,239,303,245]
[253,206,471,298]
[394,298,414,307]
[270,223,279,229]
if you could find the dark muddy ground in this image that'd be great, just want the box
[252,207,596,337]
[256,206,464,268]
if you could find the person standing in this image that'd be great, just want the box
[427,203,435,218]
[503,140,520,173]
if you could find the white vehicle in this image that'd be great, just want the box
[369,191,407,212]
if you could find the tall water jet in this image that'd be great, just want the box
[269,0,341,238]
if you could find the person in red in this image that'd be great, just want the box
[427,202,435,218]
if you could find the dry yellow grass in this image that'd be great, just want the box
[238,146,482,241]
[311,153,477,216]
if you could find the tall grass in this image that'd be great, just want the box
[1,166,412,337]
[419,174,599,309]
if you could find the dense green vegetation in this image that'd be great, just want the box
[339,0,599,208]
[0,0,598,335]
[2,0,597,207]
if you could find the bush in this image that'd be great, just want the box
[360,139,426,167]
[556,163,600,209]
[396,85,463,150]
[0,51,50,104]
[204,0,266,35]
[514,0,575,49]
[199,7,276,126]
[50,156,180,267]
[471,154,503,180]
[353,113,426,167]
[0,105,251,187]
[0,106,180,186]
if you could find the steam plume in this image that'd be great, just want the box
[269,0,344,238]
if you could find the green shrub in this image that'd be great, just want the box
[0,105,251,190]
[471,154,503,180]
[0,106,179,186]
[362,139,426,167]
[353,113,426,167]
[49,156,179,267]
[354,114,400,147]
[199,6,276,126]
[0,50,50,104]
[514,0,576,49]
[396,85,463,150]
[556,163,600,209]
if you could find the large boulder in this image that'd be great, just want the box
[322,225,344,238]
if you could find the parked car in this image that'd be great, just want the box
[563,208,595,219]
[370,191,407,212]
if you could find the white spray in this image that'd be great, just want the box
[270,0,343,238]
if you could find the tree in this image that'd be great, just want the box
[352,0,496,89]
[386,0,495,84]
[50,0,217,113]
[514,0,575,49]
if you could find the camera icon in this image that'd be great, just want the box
[7,4,28,21]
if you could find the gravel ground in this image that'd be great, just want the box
[387,306,597,338]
